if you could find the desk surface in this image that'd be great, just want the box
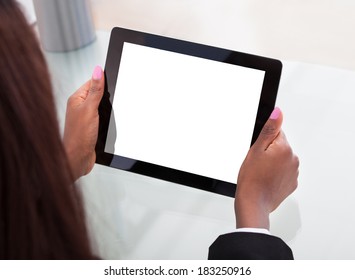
[45,1,355,259]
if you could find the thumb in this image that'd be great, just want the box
[87,65,104,106]
[253,107,283,151]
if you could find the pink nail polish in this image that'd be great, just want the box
[270,107,281,120]
[92,65,102,80]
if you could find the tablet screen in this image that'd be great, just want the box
[96,27,282,197]
[107,42,264,184]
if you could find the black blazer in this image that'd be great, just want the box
[208,232,293,260]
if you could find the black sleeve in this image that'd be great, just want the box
[208,232,294,260]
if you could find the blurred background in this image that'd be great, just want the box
[19,0,355,70]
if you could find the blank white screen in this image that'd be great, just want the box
[107,42,265,184]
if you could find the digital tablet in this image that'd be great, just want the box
[96,27,282,197]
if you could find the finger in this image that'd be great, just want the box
[76,80,91,100]
[253,107,283,151]
[66,80,91,108]
[87,65,104,106]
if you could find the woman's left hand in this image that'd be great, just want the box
[63,66,104,180]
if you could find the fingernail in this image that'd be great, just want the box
[92,65,102,80]
[270,107,281,120]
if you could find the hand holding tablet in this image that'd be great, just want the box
[235,107,299,229]
[96,27,283,197]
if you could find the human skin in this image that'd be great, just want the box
[235,108,299,230]
[63,66,104,180]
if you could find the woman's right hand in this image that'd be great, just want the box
[235,107,299,230]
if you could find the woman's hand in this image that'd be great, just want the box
[235,107,299,230]
[63,66,104,181]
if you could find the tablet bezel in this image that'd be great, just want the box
[96,27,282,197]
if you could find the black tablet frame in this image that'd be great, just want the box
[96,27,282,197]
